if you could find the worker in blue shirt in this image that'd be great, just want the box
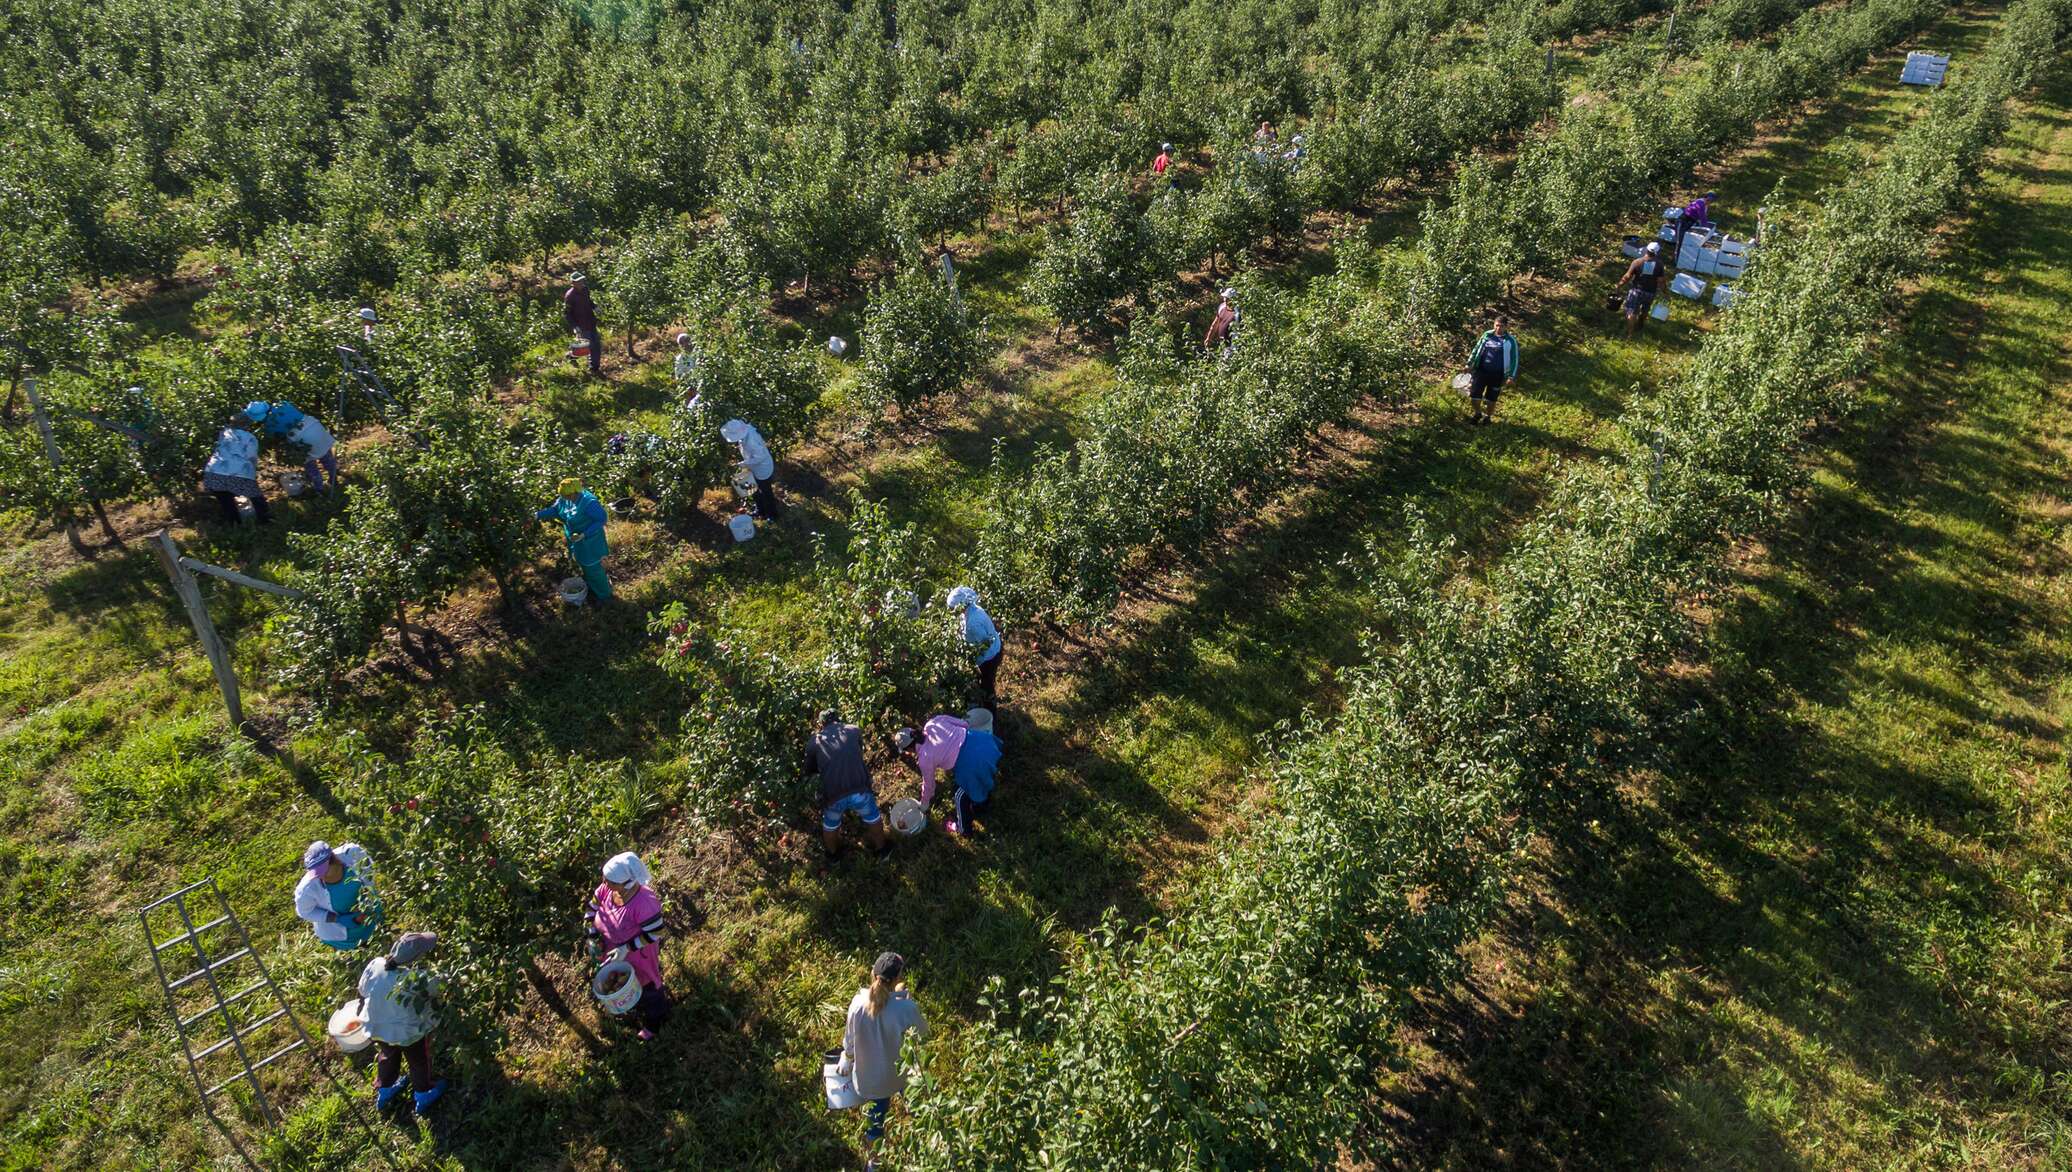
[1464,316,1521,427]
[537,478,612,603]
[946,707,1002,835]
[945,586,1003,708]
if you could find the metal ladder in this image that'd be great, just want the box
[140,877,395,1170]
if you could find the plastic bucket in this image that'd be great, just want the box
[592,959,641,1015]
[823,1047,865,1110]
[728,513,757,543]
[569,334,593,359]
[1450,372,1473,396]
[328,1003,373,1053]
[730,468,758,499]
[889,798,927,836]
[282,471,308,498]
[558,576,589,606]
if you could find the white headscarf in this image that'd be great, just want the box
[945,585,979,610]
[601,851,652,887]
[720,418,751,444]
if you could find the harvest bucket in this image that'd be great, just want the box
[889,798,927,836]
[569,333,593,359]
[558,576,589,606]
[1450,372,1473,396]
[592,959,641,1015]
[728,513,757,543]
[823,1047,866,1110]
[328,1003,373,1053]
[282,470,309,498]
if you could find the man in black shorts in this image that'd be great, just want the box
[1615,240,1666,338]
[1464,316,1520,426]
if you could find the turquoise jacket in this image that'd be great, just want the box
[538,492,610,566]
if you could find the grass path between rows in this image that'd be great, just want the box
[1384,53,2072,1171]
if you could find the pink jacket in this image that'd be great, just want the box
[589,882,667,989]
[915,715,968,805]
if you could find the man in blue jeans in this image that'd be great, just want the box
[805,709,891,860]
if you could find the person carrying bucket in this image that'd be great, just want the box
[357,932,449,1113]
[564,272,603,376]
[720,418,780,518]
[1203,288,1240,356]
[1463,315,1520,427]
[1615,242,1666,339]
[944,586,1003,709]
[835,951,927,1172]
[806,709,892,862]
[201,414,271,525]
[536,478,613,604]
[243,400,340,493]
[586,851,673,1041]
[294,841,382,950]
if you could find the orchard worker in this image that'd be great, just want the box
[201,415,271,524]
[1615,241,1666,338]
[564,272,603,376]
[892,714,966,811]
[1203,288,1239,356]
[1151,142,1173,180]
[1463,315,1520,427]
[244,399,339,493]
[537,478,613,604]
[837,951,927,1172]
[587,851,673,1041]
[673,332,704,408]
[358,932,449,1113]
[945,586,1004,708]
[1678,190,1717,245]
[806,709,891,861]
[947,707,1003,836]
[721,417,780,518]
[294,840,382,950]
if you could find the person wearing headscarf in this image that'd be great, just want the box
[944,586,1003,708]
[673,333,704,409]
[1204,288,1240,356]
[947,708,1003,836]
[357,932,448,1112]
[721,418,780,518]
[837,951,927,1171]
[537,478,613,603]
[586,851,672,1040]
[892,714,967,810]
[243,400,339,493]
[201,415,270,524]
[293,841,381,950]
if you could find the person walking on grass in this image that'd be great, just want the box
[244,400,340,493]
[564,272,603,376]
[837,951,927,1172]
[201,415,270,524]
[587,851,672,1041]
[1203,288,1240,357]
[1464,315,1520,427]
[1615,241,1666,338]
[537,477,613,604]
[946,707,1002,836]
[944,586,1003,708]
[721,418,780,518]
[358,932,449,1114]
[294,841,382,951]
[807,710,892,861]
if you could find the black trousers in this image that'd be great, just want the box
[635,984,672,1032]
[978,650,1002,703]
[375,1037,431,1089]
[212,491,272,523]
[752,475,780,518]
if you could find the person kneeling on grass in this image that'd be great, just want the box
[1464,316,1520,426]
[806,709,891,861]
[838,951,927,1172]
[587,851,672,1041]
[946,707,1002,835]
[358,932,449,1114]
[537,477,613,604]
[294,840,381,950]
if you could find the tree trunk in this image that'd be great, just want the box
[88,495,124,547]
[520,956,606,1054]
[62,515,90,557]
[625,315,637,359]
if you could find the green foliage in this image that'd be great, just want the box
[856,265,987,414]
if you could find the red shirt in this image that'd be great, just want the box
[1152,152,1171,176]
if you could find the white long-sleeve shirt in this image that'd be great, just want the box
[293,843,371,943]
[356,956,442,1046]
[841,988,927,1100]
[735,426,774,480]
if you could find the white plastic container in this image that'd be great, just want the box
[328,1003,373,1053]
[824,1048,865,1110]
[1650,299,1671,322]
[282,471,308,498]
[889,798,927,836]
[728,513,757,543]
[558,576,589,606]
[827,336,848,357]
[1712,285,1742,309]
[592,959,641,1015]
[1670,273,1709,299]
[730,467,758,498]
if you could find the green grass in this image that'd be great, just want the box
[0,9,2048,1168]
[1383,54,2072,1170]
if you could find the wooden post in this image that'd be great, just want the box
[1545,46,1556,81]
[22,378,88,554]
[150,529,244,730]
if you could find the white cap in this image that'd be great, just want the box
[358,307,377,322]
[1161,142,1172,151]
[1645,241,1660,254]
[1220,287,1236,301]
[945,585,978,609]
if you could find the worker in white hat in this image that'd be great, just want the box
[1615,240,1666,338]
[1204,288,1240,356]
[586,851,673,1040]
[721,418,779,517]
[358,932,448,1112]
[944,586,1003,708]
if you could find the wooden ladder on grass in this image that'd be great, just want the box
[140,877,396,1170]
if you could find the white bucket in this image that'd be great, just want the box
[558,576,589,606]
[730,468,758,498]
[592,959,642,1015]
[328,1003,373,1053]
[827,336,848,357]
[728,513,757,543]
[823,1048,865,1110]
[1450,372,1473,396]
[889,798,927,836]
[236,497,257,523]
[282,471,308,498]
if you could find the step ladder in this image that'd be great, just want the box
[335,344,395,423]
[140,877,395,1170]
